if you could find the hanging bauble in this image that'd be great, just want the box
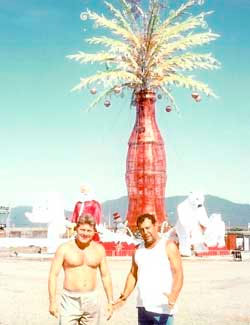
[191,92,199,100]
[90,88,97,95]
[165,105,172,112]
[195,95,202,102]
[157,94,162,100]
[104,100,111,108]
[114,85,121,94]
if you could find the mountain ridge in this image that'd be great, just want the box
[4,195,250,228]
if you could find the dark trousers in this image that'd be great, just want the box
[138,307,174,325]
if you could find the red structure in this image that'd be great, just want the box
[126,90,167,231]
[226,233,237,250]
[195,246,230,257]
[101,242,136,257]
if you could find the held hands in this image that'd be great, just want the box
[49,302,58,318]
[112,293,127,309]
[106,294,127,320]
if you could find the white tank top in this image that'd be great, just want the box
[135,238,176,314]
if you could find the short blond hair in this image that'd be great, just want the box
[75,214,96,231]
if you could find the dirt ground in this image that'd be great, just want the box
[0,254,249,325]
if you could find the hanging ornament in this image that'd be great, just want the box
[157,94,162,100]
[104,100,111,108]
[191,92,199,100]
[195,95,202,102]
[114,85,122,94]
[90,88,97,95]
[165,105,172,112]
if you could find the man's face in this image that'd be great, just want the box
[76,223,95,243]
[188,191,204,208]
[80,185,90,194]
[138,218,158,246]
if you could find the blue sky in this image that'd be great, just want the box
[0,0,249,211]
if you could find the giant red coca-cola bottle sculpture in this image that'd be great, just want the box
[68,1,220,232]
[126,90,167,231]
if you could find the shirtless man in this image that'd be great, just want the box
[48,214,113,324]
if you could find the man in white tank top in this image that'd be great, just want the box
[114,214,183,324]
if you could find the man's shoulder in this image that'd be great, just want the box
[165,239,180,255]
[52,240,75,258]
[165,238,178,247]
[91,241,105,254]
[91,241,103,248]
[133,241,144,258]
[58,239,75,251]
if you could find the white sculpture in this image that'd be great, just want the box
[96,224,138,244]
[175,191,209,256]
[113,213,133,236]
[204,213,226,248]
[25,192,70,253]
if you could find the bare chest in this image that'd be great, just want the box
[64,248,100,268]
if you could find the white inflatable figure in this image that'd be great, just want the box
[121,220,134,237]
[96,224,139,244]
[160,221,179,242]
[114,216,124,234]
[204,213,226,248]
[175,191,209,256]
[25,192,69,253]
[160,220,169,234]
[113,213,132,236]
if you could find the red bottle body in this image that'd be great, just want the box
[126,90,167,230]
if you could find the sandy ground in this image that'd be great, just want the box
[0,254,250,325]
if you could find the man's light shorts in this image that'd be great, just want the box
[59,289,100,325]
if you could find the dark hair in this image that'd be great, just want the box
[136,213,157,227]
[75,214,96,230]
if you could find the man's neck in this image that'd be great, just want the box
[75,238,92,250]
[144,236,160,249]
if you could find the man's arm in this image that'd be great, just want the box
[166,240,184,308]
[99,247,113,303]
[48,245,65,318]
[99,246,114,320]
[115,252,138,305]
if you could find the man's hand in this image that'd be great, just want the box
[112,294,127,309]
[106,303,113,320]
[164,293,176,309]
[49,302,58,318]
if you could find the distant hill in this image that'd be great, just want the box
[102,195,250,227]
[5,195,250,228]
